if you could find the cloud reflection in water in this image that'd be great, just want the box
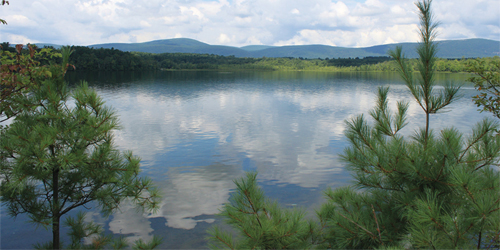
[88,71,484,241]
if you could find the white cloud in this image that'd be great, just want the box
[218,33,232,44]
[3,0,496,49]
[1,34,38,44]
[4,15,37,26]
[353,0,386,16]
[275,23,419,48]
[275,29,336,46]
[139,20,151,28]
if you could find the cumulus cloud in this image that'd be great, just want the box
[0,0,498,47]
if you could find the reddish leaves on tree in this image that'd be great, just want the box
[1,44,53,122]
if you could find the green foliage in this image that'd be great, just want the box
[133,235,163,250]
[1,44,61,122]
[467,57,500,119]
[318,187,407,248]
[207,172,318,249]
[4,43,489,73]
[132,53,488,72]
[333,89,500,248]
[326,56,393,67]
[0,46,160,249]
[69,46,157,71]
[64,212,104,249]
[320,1,500,248]
[388,0,461,139]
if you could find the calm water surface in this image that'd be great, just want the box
[1,71,488,249]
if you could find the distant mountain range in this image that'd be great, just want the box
[42,38,500,59]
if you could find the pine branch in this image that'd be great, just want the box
[474,161,496,171]
[371,204,383,245]
[486,230,500,250]
[337,212,377,239]
[242,189,263,228]
[215,235,235,250]
[459,136,490,164]
[336,221,356,235]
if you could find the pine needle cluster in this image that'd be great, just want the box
[208,172,320,249]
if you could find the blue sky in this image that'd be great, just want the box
[1,0,499,47]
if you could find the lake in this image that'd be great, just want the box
[1,70,489,249]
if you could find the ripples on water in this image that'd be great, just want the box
[1,71,487,249]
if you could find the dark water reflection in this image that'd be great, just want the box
[2,71,486,249]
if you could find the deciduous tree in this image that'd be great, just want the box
[1,44,59,123]
[467,57,500,119]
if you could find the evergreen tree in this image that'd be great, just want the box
[319,1,500,248]
[0,47,160,249]
[207,172,320,249]
[209,1,500,249]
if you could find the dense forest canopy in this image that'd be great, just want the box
[1,42,498,72]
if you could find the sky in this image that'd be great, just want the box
[1,0,499,48]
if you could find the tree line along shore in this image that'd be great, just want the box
[2,42,498,73]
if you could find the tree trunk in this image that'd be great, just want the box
[426,112,429,140]
[52,165,60,249]
[477,231,482,250]
[52,213,60,249]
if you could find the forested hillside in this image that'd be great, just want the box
[2,43,497,73]
[67,46,500,72]
[89,38,500,59]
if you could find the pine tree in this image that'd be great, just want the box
[207,172,320,249]
[318,0,500,248]
[0,47,160,249]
